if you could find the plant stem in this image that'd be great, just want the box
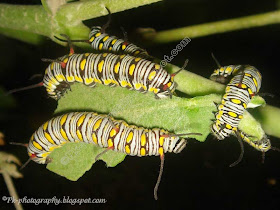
[168,64,225,96]
[0,27,44,45]
[2,171,23,210]
[0,4,50,36]
[55,0,162,24]
[0,0,162,44]
[251,105,280,138]
[141,10,280,44]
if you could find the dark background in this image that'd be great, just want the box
[1,0,280,209]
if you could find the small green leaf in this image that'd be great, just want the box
[97,150,126,168]
[248,96,266,108]
[46,142,126,181]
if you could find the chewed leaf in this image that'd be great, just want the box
[46,142,126,181]
[50,83,266,181]
[55,83,221,142]
[97,150,126,168]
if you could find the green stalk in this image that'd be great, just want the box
[141,10,280,43]
[0,4,50,36]
[0,27,44,44]
[168,64,225,96]
[251,105,280,138]
[55,0,162,24]
[0,0,162,43]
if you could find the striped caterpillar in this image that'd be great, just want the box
[43,51,180,100]
[210,59,279,165]
[8,50,183,100]
[55,7,150,59]
[211,65,262,140]
[15,112,201,200]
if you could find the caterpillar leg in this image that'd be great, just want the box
[154,154,165,200]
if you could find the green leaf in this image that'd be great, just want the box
[46,142,126,181]
[248,95,266,108]
[55,83,219,141]
[46,82,267,180]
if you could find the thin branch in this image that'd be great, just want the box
[140,10,280,44]
[168,64,225,96]
[0,27,44,45]
[2,171,23,210]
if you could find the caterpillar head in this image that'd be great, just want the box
[210,65,241,84]
[211,123,228,140]
[89,26,102,37]
[27,147,49,164]
[157,81,176,99]
[164,136,187,154]
[257,136,271,152]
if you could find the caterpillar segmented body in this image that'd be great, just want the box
[211,65,262,140]
[27,112,187,164]
[88,26,150,58]
[26,112,198,200]
[43,53,176,100]
[209,63,280,164]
